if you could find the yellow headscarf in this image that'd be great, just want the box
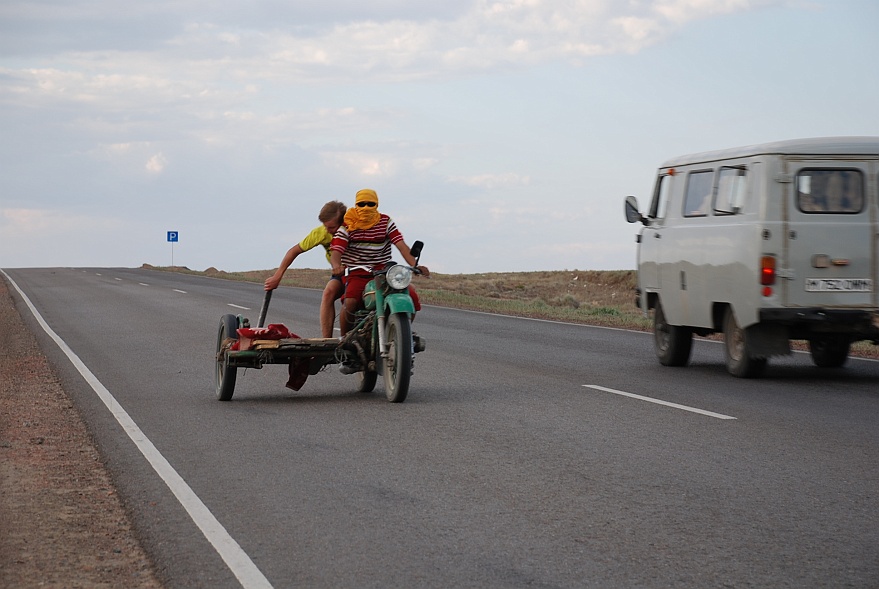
[344,188,381,231]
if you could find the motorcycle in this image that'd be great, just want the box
[214,241,426,403]
[337,240,426,403]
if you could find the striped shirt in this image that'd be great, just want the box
[330,214,403,269]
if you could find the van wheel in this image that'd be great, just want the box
[808,336,850,368]
[723,307,767,378]
[653,301,692,366]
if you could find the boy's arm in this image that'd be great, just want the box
[264,244,304,290]
[330,249,343,277]
[329,227,349,276]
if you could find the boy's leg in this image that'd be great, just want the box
[320,276,343,338]
[340,297,358,335]
[339,273,368,336]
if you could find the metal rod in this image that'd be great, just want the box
[258,290,272,328]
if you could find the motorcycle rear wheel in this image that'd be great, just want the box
[358,370,378,393]
[383,313,412,403]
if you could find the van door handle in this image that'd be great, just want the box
[654,233,661,239]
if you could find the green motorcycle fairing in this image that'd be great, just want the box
[382,291,415,315]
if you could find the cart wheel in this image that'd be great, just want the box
[357,369,378,393]
[216,314,239,401]
[383,313,412,403]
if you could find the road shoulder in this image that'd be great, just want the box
[0,277,162,588]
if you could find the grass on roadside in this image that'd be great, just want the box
[143,264,651,330]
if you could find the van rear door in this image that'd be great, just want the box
[782,158,878,309]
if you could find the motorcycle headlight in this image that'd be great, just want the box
[386,264,413,290]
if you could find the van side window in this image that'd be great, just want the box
[797,169,864,213]
[648,173,672,219]
[714,167,746,214]
[683,170,714,217]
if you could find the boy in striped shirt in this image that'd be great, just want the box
[330,188,429,335]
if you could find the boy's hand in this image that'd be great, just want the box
[264,276,280,291]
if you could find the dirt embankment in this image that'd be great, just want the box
[0,278,162,588]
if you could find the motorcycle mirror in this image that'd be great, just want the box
[410,240,424,262]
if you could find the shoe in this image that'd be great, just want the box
[339,362,361,375]
[413,333,426,353]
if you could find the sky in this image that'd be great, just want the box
[1,0,878,274]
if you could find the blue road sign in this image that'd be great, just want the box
[167,231,179,242]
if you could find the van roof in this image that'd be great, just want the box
[660,136,879,168]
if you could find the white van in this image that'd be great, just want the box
[624,137,879,377]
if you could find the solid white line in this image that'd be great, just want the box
[173,289,187,294]
[2,270,273,589]
[227,304,250,310]
[584,384,737,420]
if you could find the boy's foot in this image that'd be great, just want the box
[339,362,361,375]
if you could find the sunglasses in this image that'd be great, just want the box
[356,201,377,207]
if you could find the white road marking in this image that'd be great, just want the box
[173,289,187,294]
[227,304,250,310]
[139,283,149,286]
[584,384,737,420]
[2,270,274,589]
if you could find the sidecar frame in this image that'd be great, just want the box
[215,312,349,401]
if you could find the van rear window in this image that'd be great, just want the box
[796,169,864,213]
[715,167,747,214]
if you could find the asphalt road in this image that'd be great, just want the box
[5,267,879,588]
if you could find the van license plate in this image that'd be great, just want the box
[805,278,873,292]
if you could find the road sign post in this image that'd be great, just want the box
[167,231,179,267]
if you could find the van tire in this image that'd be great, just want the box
[723,307,767,378]
[654,300,692,366]
[808,336,850,368]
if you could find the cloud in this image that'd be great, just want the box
[146,152,168,173]
[321,151,399,177]
[3,1,782,86]
[1,207,127,232]
[0,1,783,164]
[0,0,800,273]
[317,140,445,179]
[449,173,530,189]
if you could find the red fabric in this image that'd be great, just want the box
[286,358,310,391]
[237,323,292,339]
[409,285,421,311]
[231,324,297,351]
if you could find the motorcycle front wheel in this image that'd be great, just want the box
[383,312,412,403]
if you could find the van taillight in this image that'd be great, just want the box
[760,256,776,286]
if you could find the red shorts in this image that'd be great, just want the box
[343,270,421,312]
